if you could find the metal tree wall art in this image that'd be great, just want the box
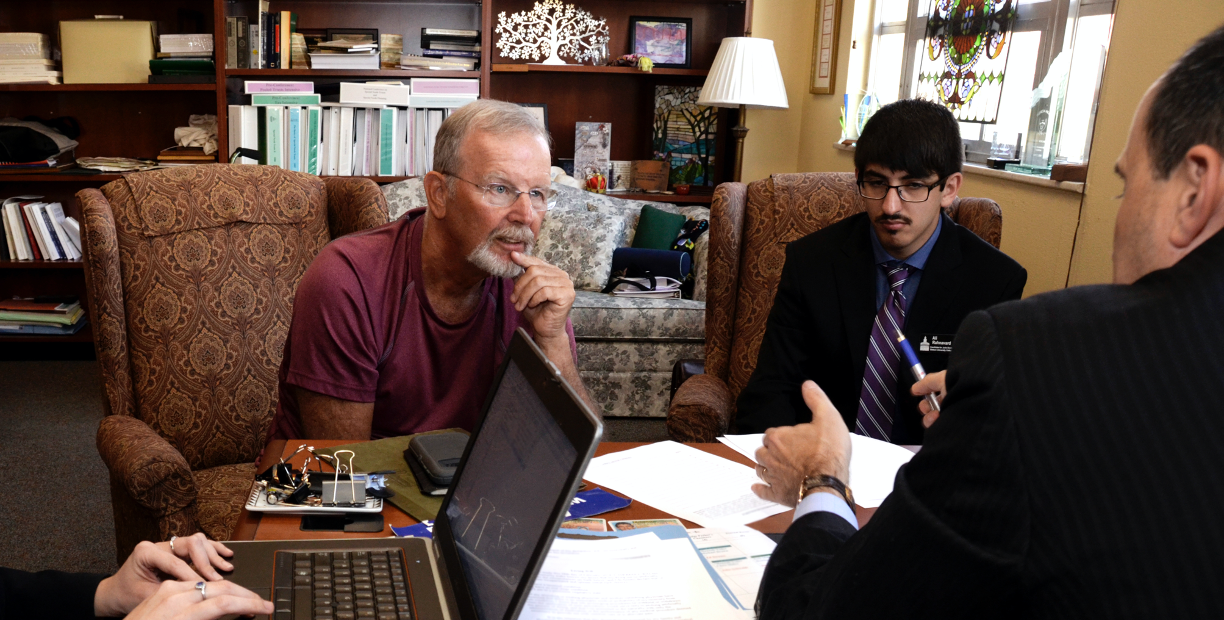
[495,0,610,65]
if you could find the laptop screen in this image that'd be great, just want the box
[444,359,579,620]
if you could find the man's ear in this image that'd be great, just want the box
[939,172,964,208]
[422,171,450,219]
[1169,145,1224,249]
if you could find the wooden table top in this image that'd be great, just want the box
[232,440,879,541]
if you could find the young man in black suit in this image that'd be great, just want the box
[750,25,1224,619]
[735,99,1026,444]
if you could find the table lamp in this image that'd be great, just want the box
[698,37,789,183]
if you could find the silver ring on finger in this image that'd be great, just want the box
[169,536,176,553]
[196,581,207,600]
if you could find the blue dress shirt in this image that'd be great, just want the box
[869,215,942,309]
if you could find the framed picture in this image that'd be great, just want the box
[809,0,842,94]
[653,85,716,186]
[326,28,379,44]
[629,17,692,69]
[517,103,549,131]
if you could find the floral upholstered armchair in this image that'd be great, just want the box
[666,172,1004,443]
[80,165,388,562]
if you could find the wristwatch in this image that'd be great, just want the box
[798,474,856,512]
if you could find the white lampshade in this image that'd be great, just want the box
[697,37,789,110]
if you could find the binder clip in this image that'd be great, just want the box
[322,450,365,507]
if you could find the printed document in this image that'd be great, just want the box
[688,525,777,609]
[519,533,747,620]
[582,441,789,528]
[717,434,916,508]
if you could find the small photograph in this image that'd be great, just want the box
[629,17,693,69]
[560,518,607,532]
[609,518,684,531]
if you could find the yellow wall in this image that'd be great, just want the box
[749,0,1224,294]
[1067,0,1224,285]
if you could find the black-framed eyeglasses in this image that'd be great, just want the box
[444,172,556,212]
[857,177,946,202]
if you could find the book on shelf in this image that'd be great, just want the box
[0,296,88,335]
[148,74,215,84]
[0,33,60,84]
[411,78,479,96]
[399,55,477,71]
[0,320,87,336]
[422,50,480,60]
[421,28,480,39]
[157,146,216,163]
[252,93,321,106]
[1,196,79,261]
[161,34,213,55]
[245,81,314,94]
[380,34,403,70]
[309,50,380,70]
[149,58,215,76]
[424,41,481,53]
[225,97,462,178]
[340,82,410,106]
[226,18,237,69]
[315,40,378,52]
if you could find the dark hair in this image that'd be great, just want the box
[854,98,963,182]
[1146,24,1224,179]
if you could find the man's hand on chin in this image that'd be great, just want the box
[751,381,852,507]
[509,251,575,344]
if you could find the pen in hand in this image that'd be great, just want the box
[895,329,941,414]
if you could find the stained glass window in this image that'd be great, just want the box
[915,0,1018,123]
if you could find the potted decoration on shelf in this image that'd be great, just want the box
[495,0,609,66]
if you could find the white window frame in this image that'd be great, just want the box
[873,0,1115,164]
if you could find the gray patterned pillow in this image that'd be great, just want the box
[382,177,428,221]
[536,210,631,292]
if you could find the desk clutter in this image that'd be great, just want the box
[247,444,393,514]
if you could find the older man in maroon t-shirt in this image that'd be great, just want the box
[269,100,589,440]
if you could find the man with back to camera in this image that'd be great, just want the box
[734,99,1026,444]
[750,24,1224,618]
[269,99,592,441]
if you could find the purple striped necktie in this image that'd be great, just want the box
[855,262,912,442]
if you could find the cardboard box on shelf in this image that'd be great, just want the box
[60,19,156,84]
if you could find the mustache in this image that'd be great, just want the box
[874,214,912,226]
[488,224,536,246]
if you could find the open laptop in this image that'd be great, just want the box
[223,327,604,620]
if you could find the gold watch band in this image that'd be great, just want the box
[798,474,856,512]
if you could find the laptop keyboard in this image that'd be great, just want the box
[274,549,414,620]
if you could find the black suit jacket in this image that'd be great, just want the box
[0,567,104,620]
[736,212,1027,444]
[757,229,1224,619]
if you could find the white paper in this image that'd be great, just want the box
[717,434,916,508]
[688,526,777,610]
[583,441,790,528]
[520,534,745,620]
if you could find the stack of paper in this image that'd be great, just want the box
[689,525,778,610]
[717,433,916,508]
[520,533,749,620]
[0,33,60,85]
[582,441,790,528]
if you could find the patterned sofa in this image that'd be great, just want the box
[381,179,707,418]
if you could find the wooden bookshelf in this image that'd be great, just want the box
[0,83,216,92]
[491,64,709,77]
[225,69,478,79]
[0,260,84,270]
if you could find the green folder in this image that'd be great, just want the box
[316,428,469,522]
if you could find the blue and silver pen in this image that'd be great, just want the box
[895,329,941,413]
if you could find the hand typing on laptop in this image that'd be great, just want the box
[92,534,272,619]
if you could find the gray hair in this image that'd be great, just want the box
[433,99,552,178]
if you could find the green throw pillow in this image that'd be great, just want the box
[631,205,687,250]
